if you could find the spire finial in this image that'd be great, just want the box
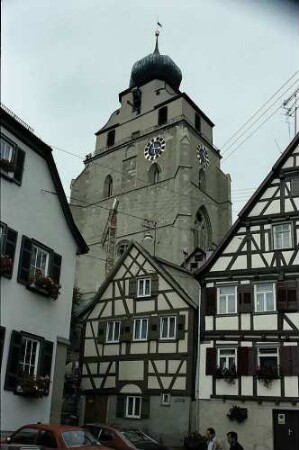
[154,21,162,54]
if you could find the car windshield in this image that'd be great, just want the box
[62,430,98,447]
[121,431,155,445]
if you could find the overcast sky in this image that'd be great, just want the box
[2,0,298,220]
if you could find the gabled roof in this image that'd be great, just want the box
[78,241,199,319]
[0,106,89,254]
[195,133,299,277]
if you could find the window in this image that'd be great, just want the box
[103,175,113,198]
[195,114,201,132]
[257,347,279,371]
[62,431,96,447]
[132,88,142,114]
[106,321,121,343]
[158,107,168,126]
[30,244,50,278]
[126,396,141,418]
[0,135,25,183]
[149,163,160,184]
[18,336,40,376]
[254,282,275,312]
[217,285,237,314]
[160,316,176,340]
[272,223,292,249]
[161,393,171,406]
[10,428,39,445]
[107,130,115,147]
[137,278,151,297]
[290,176,299,196]
[36,431,58,448]
[218,348,236,369]
[133,318,148,341]
[116,240,130,257]
[0,223,6,253]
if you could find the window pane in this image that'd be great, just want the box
[265,292,274,311]
[114,322,120,340]
[135,397,141,416]
[220,286,235,295]
[161,318,167,338]
[135,320,140,339]
[138,280,144,296]
[169,317,175,337]
[128,397,133,416]
[107,323,113,341]
[227,295,236,313]
[141,320,147,339]
[145,279,150,295]
[219,298,226,314]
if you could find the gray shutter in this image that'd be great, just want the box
[51,253,62,284]
[129,279,137,298]
[206,348,217,375]
[237,347,255,376]
[141,396,150,419]
[116,396,125,417]
[120,320,132,342]
[280,346,299,376]
[238,284,253,313]
[40,340,54,379]
[177,315,185,340]
[98,322,106,344]
[148,317,159,340]
[0,326,6,372]
[205,287,216,315]
[151,274,159,297]
[277,281,298,312]
[2,227,18,279]
[14,148,25,184]
[4,330,22,391]
[17,236,33,284]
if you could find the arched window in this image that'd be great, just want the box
[194,206,212,251]
[149,163,161,184]
[103,175,113,198]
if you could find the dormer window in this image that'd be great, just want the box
[107,130,115,147]
[158,107,168,126]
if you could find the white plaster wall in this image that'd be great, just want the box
[254,314,277,330]
[119,361,144,380]
[1,128,79,431]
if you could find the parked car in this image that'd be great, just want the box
[84,424,168,450]
[1,424,112,450]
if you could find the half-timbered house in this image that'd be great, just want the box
[196,133,299,450]
[79,242,199,446]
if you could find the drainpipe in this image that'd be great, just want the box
[194,284,202,432]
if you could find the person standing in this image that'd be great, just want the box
[227,431,244,450]
[206,428,223,450]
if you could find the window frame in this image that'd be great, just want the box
[133,318,148,341]
[257,346,279,370]
[272,222,293,250]
[161,392,171,406]
[125,395,141,419]
[217,285,237,315]
[137,278,151,298]
[254,282,276,313]
[160,316,177,340]
[30,243,50,278]
[217,347,237,370]
[106,321,121,343]
[18,335,41,377]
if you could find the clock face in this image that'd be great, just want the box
[144,136,166,161]
[196,143,210,170]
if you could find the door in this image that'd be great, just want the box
[273,409,299,450]
[85,394,108,423]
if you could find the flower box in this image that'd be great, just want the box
[27,270,61,300]
[14,375,50,398]
[227,405,248,423]
[215,365,237,384]
[0,158,15,173]
[0,254,13,275]
[256,365,280,387]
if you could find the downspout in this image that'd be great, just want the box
[194,284,202,431]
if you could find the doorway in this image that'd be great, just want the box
[85,394,108,423]
[273,409,299,450]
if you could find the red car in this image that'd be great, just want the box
[1,424,112,450]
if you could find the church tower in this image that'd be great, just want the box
[71,32,232,302]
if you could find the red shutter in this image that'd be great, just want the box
[238,284,253,313]
[280,346,299,376]
[237,347,255,375]
[205,287,216,315]
[277,281,298,312]
[206,348,217,375]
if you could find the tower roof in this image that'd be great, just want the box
[129,32,182,90]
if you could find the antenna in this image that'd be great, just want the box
[283,87,299,136]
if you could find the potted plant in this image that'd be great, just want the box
[256,365,280,388]
[28,269,61,300]
[0,254,13,275]
[227,405,248,423]
[15,374,50,398]
[215,364,237,384]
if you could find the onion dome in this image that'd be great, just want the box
[129,32,182,91]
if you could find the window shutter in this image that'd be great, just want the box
[39,340,54,380]
[205,287,216,315]
[116,396,125,418]
[98,322,106,344]
[0,326,6,372]
[129,279,137,298]
[277,281,298,312]
[151,274,159,297]
[14,148,25,184]
[17,236,32,284]
[280,346,299,376]
[51,253,62,283]
[4,330,22,391]
[148,317,159,340]
[206,348,217,375]
[141,396,150,419]
[238,284,253,313]
[3,228,18,278]
[177,315,185,340]
[120,320,132,342]
[237,347,255,376]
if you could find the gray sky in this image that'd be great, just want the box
[2,0,298,219]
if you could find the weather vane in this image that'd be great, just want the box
[154,20,162,53]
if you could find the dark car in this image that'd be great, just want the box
[84,424,168,450]
[1,424,112,450]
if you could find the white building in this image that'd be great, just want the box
[0,105,88,431]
